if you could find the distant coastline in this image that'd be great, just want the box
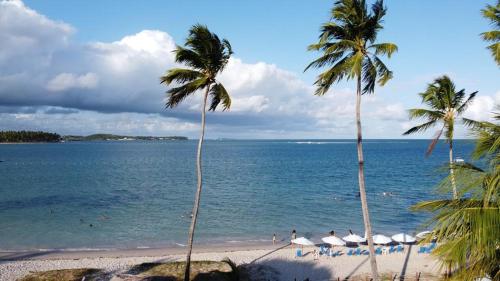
[0,131,187,143]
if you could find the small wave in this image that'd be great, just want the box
[291,141,355,145]
[175,243,186,247]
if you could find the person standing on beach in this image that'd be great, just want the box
[291,229,297,241]
[273,233,276,245]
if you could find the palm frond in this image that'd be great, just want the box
[372,55,393,87]
[456,91,478,114]
[369,43,398,58]
[402,119,437,135]
[160,69,203,85]
[208,83,231,111]
[487,42,500,65]
[165,77,209,108]
[425,127,443,157]
[408,108,444,121]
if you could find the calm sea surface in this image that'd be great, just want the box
[0,140,474,251]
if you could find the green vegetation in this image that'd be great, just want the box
[161,24,233,281]
[481,0,500,65]
[0,131,61,143]
[403,75,477,199]
[19,268,103,281]
[305,0,397,279]
[19,260,247,281]
[127,259,246,281]
[63,134,187,141]
[412,111,499,280]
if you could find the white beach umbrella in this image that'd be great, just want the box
[372,234,392,244]
[416,231,432,239]
[342,233,366,243]
[391,233,416,243]
[291,237,315,246]
[322,236,346,246]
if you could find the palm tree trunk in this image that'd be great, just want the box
[184,87,209,281]
[356,75,379,281]
[449,139,457,199]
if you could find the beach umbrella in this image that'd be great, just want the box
[391,233,416,243]
[322,236,346,246]
[416,231,432,239]
[372,234,392,244]
[342,233,366,243]
[291,237,315,246]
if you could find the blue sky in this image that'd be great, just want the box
[1,0,498,138]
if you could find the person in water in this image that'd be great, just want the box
[329,230,335,236]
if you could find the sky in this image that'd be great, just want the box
[0,0,498,139]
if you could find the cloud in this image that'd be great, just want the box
[463,91,500,122]
[0,0,496,138]
[47,73,99,91]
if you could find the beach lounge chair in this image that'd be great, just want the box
[375,247,382,255]
[362,250,369,255]
[397,245,404,253]
[296,249,302,257]
[347,249,353,256]
[355,248,361,256]
[426,243,436,254]
[418,246,427,254]
[389,245,395,254]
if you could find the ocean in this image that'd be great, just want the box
[0,139,474,251]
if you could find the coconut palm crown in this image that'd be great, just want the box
[161,24,232,111]
[305,0,398,96]
[481,0,500,65]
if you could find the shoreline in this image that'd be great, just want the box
[0,241,287,261]
[0,243,442,281]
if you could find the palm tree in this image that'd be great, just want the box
[161,24,232,281]
[412,111,499,280]
[481,0,500,65]
[403,76,477,199]
[305,1,397,279]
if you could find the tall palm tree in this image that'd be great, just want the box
[161,24,232,281]
[305,1,397,279]
[412,111,499,280]
[481,0,500,65]
[403,76,477,199]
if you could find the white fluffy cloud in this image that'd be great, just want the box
[0,0,496,138]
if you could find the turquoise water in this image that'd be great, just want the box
[0,140,474,251]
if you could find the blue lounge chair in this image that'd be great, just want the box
[355,248,361,256]
[389,245,395,254]
[375,247,382,255]
[296,249,302,257]
[418,246,427,254]
[397,245,404,253]
[363,250,369,255]
[424,243,436,254]
[347,249,353,256]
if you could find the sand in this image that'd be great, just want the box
[0,243,442,280]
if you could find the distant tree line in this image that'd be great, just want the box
[0,131,61,143]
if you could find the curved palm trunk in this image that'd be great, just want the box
[356,75,379,281]
[184,88,209,281]
[449,139,457,199]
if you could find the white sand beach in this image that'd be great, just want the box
[0,243,442,280]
